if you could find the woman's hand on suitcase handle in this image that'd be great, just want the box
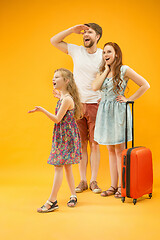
[116,95,128,103]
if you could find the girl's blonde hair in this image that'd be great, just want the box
[99,42,123,94]
[55,68,83,120]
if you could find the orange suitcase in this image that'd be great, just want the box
[121,101,153,205]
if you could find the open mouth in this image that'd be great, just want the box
[53,82,56,86]
[106,57,110,61]
[84,38,90,42]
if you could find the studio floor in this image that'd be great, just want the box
[1,165,160,240]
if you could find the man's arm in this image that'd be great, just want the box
[50,24,89,54]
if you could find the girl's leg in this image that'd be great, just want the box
[101,145,118,196]
[115,143,125,196]
[37,166,63,211]
[49,166,63,201]
[64,164,77,207]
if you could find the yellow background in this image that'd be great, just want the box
[1,0,160,239]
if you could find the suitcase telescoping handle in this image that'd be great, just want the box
[125,101,134,149]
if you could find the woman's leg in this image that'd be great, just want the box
[37,166,63,211]
[115,143,125,196]
[64,164,77,206]
[107,145,118,188]
[101,145,118,196]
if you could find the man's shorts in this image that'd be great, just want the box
[76,103,99,144]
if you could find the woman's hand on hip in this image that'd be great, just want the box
[116,95,128,103]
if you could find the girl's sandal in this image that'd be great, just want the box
[37,200,59,213]
[101,186,117,197]
[67,195,77,207]
[114,187,122,198]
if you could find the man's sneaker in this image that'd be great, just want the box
[89,181,102,193]
[75,180,88,193]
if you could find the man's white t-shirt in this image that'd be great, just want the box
[68,43,103,103]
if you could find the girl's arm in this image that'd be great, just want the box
[116,67,150,103]
[92,65,110,91]
[28,97,73,123]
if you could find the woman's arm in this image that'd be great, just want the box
[92,66,110,91]
[28,97,73,123]
[116,67,150,103]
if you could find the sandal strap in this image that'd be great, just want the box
[41,205,48,211]
[106,189,115,193]
[68,199,77,204]
[46,200,57,206]
[110,186,117,191]
[116,191,121,194]
[70,195,77,199]
[105,186,117,193]
[115,190,122,198]
[38,200,58,212]
[68,195,77,204]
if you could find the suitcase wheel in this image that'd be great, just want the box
[133,199,137,205]
[149,193,152,199]
[121,197,125,203]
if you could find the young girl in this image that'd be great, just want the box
[28,68,82,212]
[92,42,150,198]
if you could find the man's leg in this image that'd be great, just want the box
[75,140,89,192]
[75,105,89,193]
[90,142,100,182]
[79,140,88,181]
[87,103,101,193]
[89,141,101,193]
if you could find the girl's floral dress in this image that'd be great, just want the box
[47,99,82,166]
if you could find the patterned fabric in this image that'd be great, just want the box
[47,100,82,166]
[94,65,132,145]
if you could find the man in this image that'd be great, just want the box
[50,23,103,193]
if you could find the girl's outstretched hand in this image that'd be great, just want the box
[116,95,128,103]
[28,106,44,113]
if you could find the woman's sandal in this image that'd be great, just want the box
[67,195,77,207]
[37,200,59,213]
[114,186,122,198]
[101,186,117,197]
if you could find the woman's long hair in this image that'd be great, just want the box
[55,68,83,120]
[99,42,123,94]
